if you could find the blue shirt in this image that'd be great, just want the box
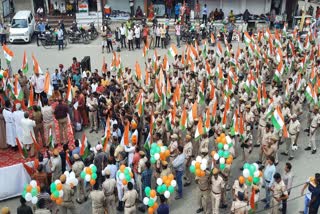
[264,164,276,187]
[175,5,180,15]
[141,168,153,190]
[72,74,81,87]
[38,23,46,32]
[52,72,61,85]
[172,153,185,171]
[71,147,80,156]
[157,204,169,214]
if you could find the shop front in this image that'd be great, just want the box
[104,0,145,19]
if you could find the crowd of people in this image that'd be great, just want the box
[1,13,320,214]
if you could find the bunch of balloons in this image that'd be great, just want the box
[212,133,234,170]
[156,174,177,198]
[50,180,64,205]
[64,171,79,187]
[143,187,159,214]
[189,156,208,177]
[242,163,262,186]
[22,180,40,204]
[80,164,98,186]
[150,142,170,164]
[116,165,134,185]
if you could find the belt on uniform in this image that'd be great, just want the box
[211,191,221,194]
[105,192,114,196]
[289,132,297,136]
[265,179,270,183]
[200,188,208,191]
[125,204,135,208]
[89,110,97,112]
[259,124,266,127]
[311,126,317,129]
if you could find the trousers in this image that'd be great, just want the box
[211,192,221,214]
[198,189,209,213]
[58,117,68,144]
[89,111,98,130]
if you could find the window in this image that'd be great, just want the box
[28,16,31,24]
[11,19,28,28]
[30,13,33,21]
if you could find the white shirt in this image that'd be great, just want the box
[91,83,98,92]
[127,30,133,40]
[120,26,126,35]
[31,74,45,93]
[20,117,36,145]
[134,27,140,38]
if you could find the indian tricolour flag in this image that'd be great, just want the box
[195,117,204,140]
[275,48,283,64]
[49,128,54,148]
[66,78,72,104]
[244,32,252,45]
[14,75,23,100]
[3,44,14,63]
[168,44,178,58]
[264,28,271,41]
[44,72,53,97]
[197,80,205,105]
[22,51,28,73]
[271,107,288,138]
[80,133,90,159]
[204,108,210,133]
[135,61,142,81]
[230,109,239,136]
[273,61,283,83]
[180,107,187,130]
[210,33,215,44]
[28,86,34,108]
[305,83,314,103]
[216,42,223,57]
[188,101,198,123]
[16,138,28,159]
[135,90,144,117]
[32,54,42,74]
[102,117,111,152]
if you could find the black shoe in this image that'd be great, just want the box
[264,205,270,210]
[175,195,182,200]
[76,199,82,204]
[275,162,279,166]
[184,182,191,187]
[288,157,294,161]
[256,161,262,164]
[89,129,94,133]
[138,207,145,212]
[312,149,317,154]
[240,167,244,171]
[253,144,260,147]
[281,152,288,156]
[305,147,312,151]
[304,128,310,132]
[261,199,267,203]
[196,208,203,213]
[95,130,98,133]
[219,204,227,209]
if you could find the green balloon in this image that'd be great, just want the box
[168,186,174,194]
[91,173,97,180]
[125,174,131,181]
[148,199,155,207]
[253,177,260,185]
[124,168,129,175]
[161,184,167,192]
[218,150,224,157]
[80,171,86,179]
[145,187,151,197]
[53,190,59,198]
[189,165,196,173]
[223,151,230,158]
[50,183,57,191]
[157,186,162,193]
[150,156,156,164]
[31,188,38,197]
[91,165,97,173]
[155,146,161,153]
[150,148,156,155]
[228,143,233,148]
[243,163,250,169]
[151,143,157,149]
[246,180,252,186]
[22,190,27,198]
[220,163,226,170]
[217,143,223,150]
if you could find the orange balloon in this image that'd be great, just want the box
[160,153,166,161]
[220,133,226,138]
[26,185,32,192]
[168,174,174,181]
[148,207,154,214]
[122,180,128,185]
[120,165,126,173]
[165,180,171,186]
[50,194,56,201]
[200,170,205,177]
[153,202,159,210]
[57,183,63,191]
[247,176,253,183]
[195,162,201,169]
[216,137,221,143]
[150,189,156,198]
[211,150,216,157]
[3,70,8,78]
[165,150,170,157]
[196,169,201,177]
[131,135,137,144]
[221,138,227,144]
[163,176,168,182]
[86,167,92,175]
[226,157,233,165]
[239,176,245,184]
[90,179,96,186]
[56,197,63,205]
[37,186,40,193]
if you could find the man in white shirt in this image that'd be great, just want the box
[119,23,127,48]
[134,24,140,49]
[127,28,134,51]
[30,72,46,105]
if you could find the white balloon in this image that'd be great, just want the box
[89,164,94,168]
[191,160,196,166]
[226,136,232,144]
[127,167,132,172]
[196,156,202,163]
[214,153,220,161]
[243,169,250,178]
[164,190,170,199]
[119,173,125,180]
[219,157,225,164]
[59,190,64,197]
[30,180,37,188]
[254,171,260,178]
[201,158,208,165]
[69,172,75,179]
[54,180,61,185]
[253,163,259,172]
[154,153,160,160]
[101,170,106,176]
[161,146,166,152]
[25,193,32,201]
[31,196,38,204]
[64,171,70,177]
[66,180,71,185]
[171,180,177,187]
[73,178,79,186]
[143,197,149,205]
[85,174,91,182]
[154,196,158,201]
[156,178,163,186]
[223,144,229,151]
[200,163,207,171]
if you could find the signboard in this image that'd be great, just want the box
[153,4,165,17]
[78,0,88,13]
[2,0,10,18]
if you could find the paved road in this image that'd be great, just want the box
[0,37,319,214]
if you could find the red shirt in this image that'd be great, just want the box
[132,152,141,173]
[72,62,80,74]
[96,85,105,94]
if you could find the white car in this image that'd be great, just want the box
[9,10,35,43]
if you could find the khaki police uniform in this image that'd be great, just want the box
[271,180,288,214]
[122,189,138,214]
[196,171,211,214]
[72,159,85,203]
[59,184,77,214]
[287,119,300,157]
[211,174,225,214]
[102,177,117,214]
[90,190,106,214]
[184,141,193,184]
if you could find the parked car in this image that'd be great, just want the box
[9,10,35,43]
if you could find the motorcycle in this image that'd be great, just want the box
[87,22,98,40]
[38,30,68,49]
[67,27,90,44]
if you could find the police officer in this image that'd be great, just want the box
[211,168,225,214]
[195,169,211,214]
[122,182,138,214]
[102,169,117,214]
[59,174,77,214]
[184,135,193,187]
[282,114,300,160]
[90,184,106,214]
[71,154,85,204]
